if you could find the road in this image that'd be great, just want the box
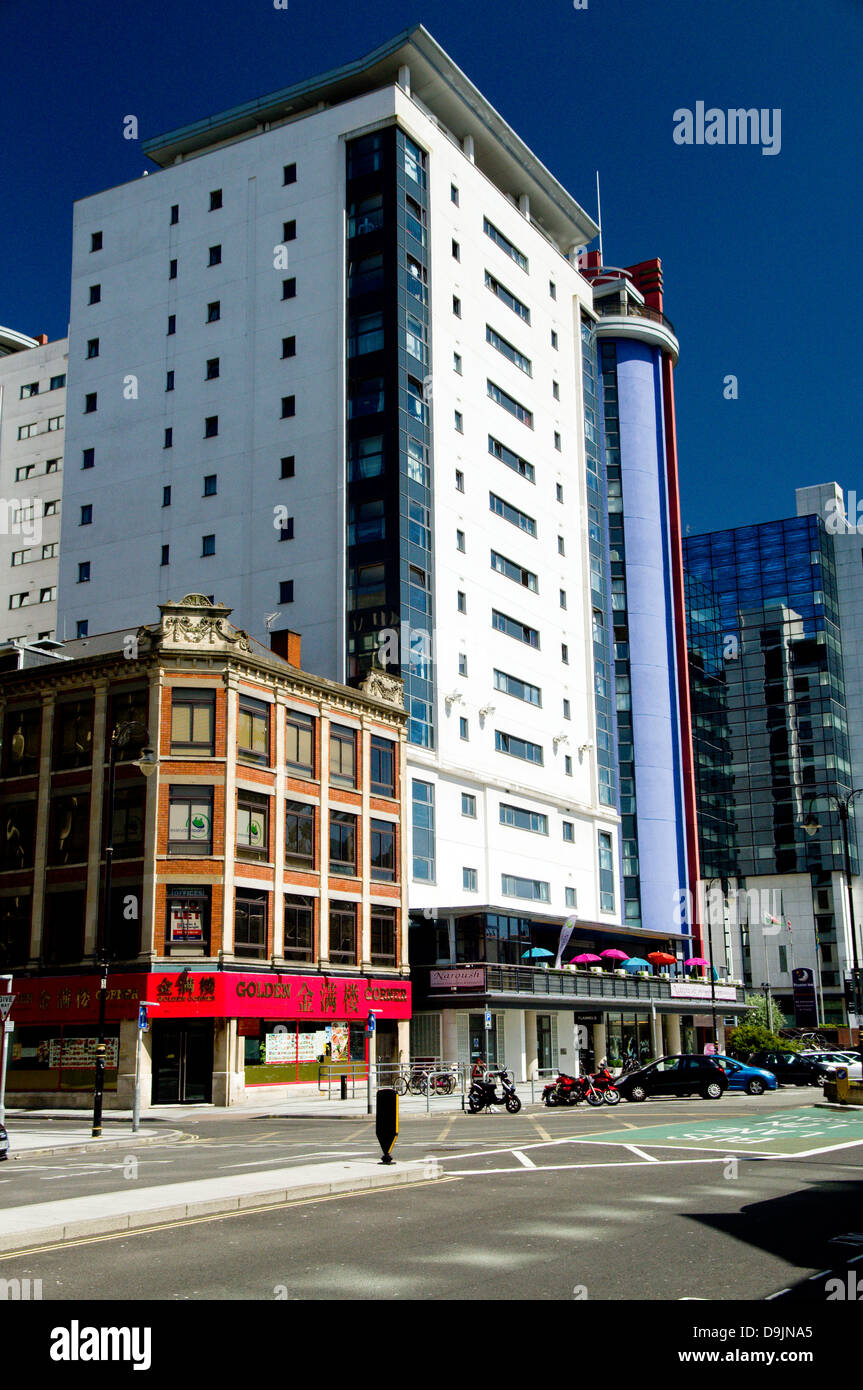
[2,1089,862,1302]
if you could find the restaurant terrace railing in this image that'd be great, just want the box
[418,963,746,1007]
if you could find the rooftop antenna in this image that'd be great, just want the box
[596,170,603,265]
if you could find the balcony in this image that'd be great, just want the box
[418,963,746,1009]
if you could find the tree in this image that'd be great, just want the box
[742,991,789,1034]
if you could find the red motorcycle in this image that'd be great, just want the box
[590,1066,621,1105]
[543,1073,604,1107]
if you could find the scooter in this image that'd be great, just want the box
[467,1067,522,1114]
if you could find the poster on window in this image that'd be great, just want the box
[170,903,204,942]
[264,1029,329,1063]
[45,1037,119,1069]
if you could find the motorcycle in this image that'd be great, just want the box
[467,1067,522,1114]
[590,1066,621,1105]
[542,1072,606,1108]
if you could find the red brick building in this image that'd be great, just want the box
[0,595,410,1106]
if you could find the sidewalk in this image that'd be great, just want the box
[0,1155,442,1253]
[4,1124,186,1159]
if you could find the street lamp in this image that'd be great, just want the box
[91,721,157,1138]
[703,877,724,1054]
[801,788,863,1044]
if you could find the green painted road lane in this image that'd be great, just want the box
[577,1107,863,1156]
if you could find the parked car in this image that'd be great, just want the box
[711,1055,778,1095]
[822,1057,863,1082]
[746,1051,826,1086]
[0,1123,7,1160]
[801,1050,859,1068]
[615,1054,729,1102]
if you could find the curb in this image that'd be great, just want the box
[0,1163,442,1253]
[7,1129,187,1161]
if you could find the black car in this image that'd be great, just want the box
[615,1054,729,1102]
[0,1123,7,1160]
[747,1051,825,1087]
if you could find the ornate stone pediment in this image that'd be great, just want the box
[359,669,405,709]
[147,595,253,656]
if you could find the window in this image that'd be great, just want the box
[599,831,615,912]
[403,135,426,186]
[202,534,215,557]
[549,280,557,299]
[563,698,571,719]
[87,338,99,358]
[348,376,384,418]
[46,460,60,474]
[488,379,532,428]
[161,545,170,566]
[560,589,567,609]
[452,238,460,261]
[20,382,39,399]
[9,593,28,610]
[329,724,356,787]
[84,393,97,414]
[281,335,296,359]
[454,410,463,433]
[169,259,177,280]
[40,586,56,604]
[238,694,269,764]
[208,245,221,266]
[552,381,560,401]
[455,469,464,492]
[459,717,469,741]
[502,874,549,902]
[558,535,565,555]
[171,689,215,755]
[563,821,574,842]
[329,902,357,965]
[500,803,548,834]
[456,529,466,553]
[492,609,539,648]
[463,867,478,892]
[348,435,383,481]
[283,162,297,185]
[451,183,459,205]
[89,285,101,304]
[329,811,357,874]
[209,188,222,210]
[347,133,381,178]
[281,455,295,479]
[565,755,572,775]
[206,357,220,379]
[454,351,462,374]
[491,549,538,592]
[281,395,295,419]
[484,270,530,323]
[282,277,296,300]
[204,416,218,437]
[486,324,532,375]
[279,516,293,540]
[561,643,569,663]
[347,194,382,237]
[234,891,268,960]
[279,580,294,604]
[283,218,297,242]
[285,710,315,777]
[284,895,314,961]
[554,431,562,451]
[452,295,461,317]
[371,819,396,881]
[495,730,543,765]
[349,254,383,297]
[207,301,220,322]
[458,652,468,676]
[483,217,528,271]
[164,428,173,449]
[76,620,88,638]
[371,907,397,967]
[90,231,103,251]
[170,204,179,224]
[551,329,558,349]
[488,435,535,483]
[285,802,315,868]
[461,793,476,818]
[457,591,467,614]
[77,562,90,583]
[80,504,92,525]
[48,793,91,864]
[494,669,541,706]
[412,780,435,882]
[489,492,536,537]
[565,888,577,908]
[237,791,269,859]
[166,371,174,392]
[370,736,395,796]
[15,466,34,482]
[168,786,213,856]
[556,483,564,503]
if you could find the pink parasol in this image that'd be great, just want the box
[600,949,630,961]
[684,956,710,966]
[572,952,601,964]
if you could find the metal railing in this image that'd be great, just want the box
[435,962,747,1005]
[596,299,676,335]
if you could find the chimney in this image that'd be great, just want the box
[270,629,301,667]
[34,334,48,346]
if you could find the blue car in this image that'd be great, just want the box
[712,1055,777,1095]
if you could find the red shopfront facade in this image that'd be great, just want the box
[7,971,412,1105]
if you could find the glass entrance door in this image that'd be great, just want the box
[152,1021,213,1104]
[469,1013,497,1068]
[536,1015,553,1072]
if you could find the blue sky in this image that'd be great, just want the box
[1,0,859,535]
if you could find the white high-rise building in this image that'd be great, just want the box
[0,328,68,644]
[54,28,705,1073]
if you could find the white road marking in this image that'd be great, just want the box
[512,1150,536,1168]
[624,1145,658,1162]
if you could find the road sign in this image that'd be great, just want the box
[485,1010,492,1030]
[366,1011,376,1035]
[0,996,14,1022]
[138,1004,148,1031]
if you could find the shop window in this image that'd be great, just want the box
[109,882,142,960]
[0,894,31,970]
[48,793,90,865]
[285,801,315,867]
[2,706,41,776]
[0,800,37,870]
[283,894,314,961]
[8,1022,120,1094]
[42,890,86,964]
[329,724,356,787]
[329,902,357,964]
[370,819,396,881]
[285,710,315,777]
[53,697,94,770]
[238,693,270,765]
[170,689,216,756]
[234,890,268,959]
[236,791,269,860]
[166,887,211,953]
[168,787,213,856]
[370,735,395,796]
[371,907,397,966]
[329,810,357,875]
